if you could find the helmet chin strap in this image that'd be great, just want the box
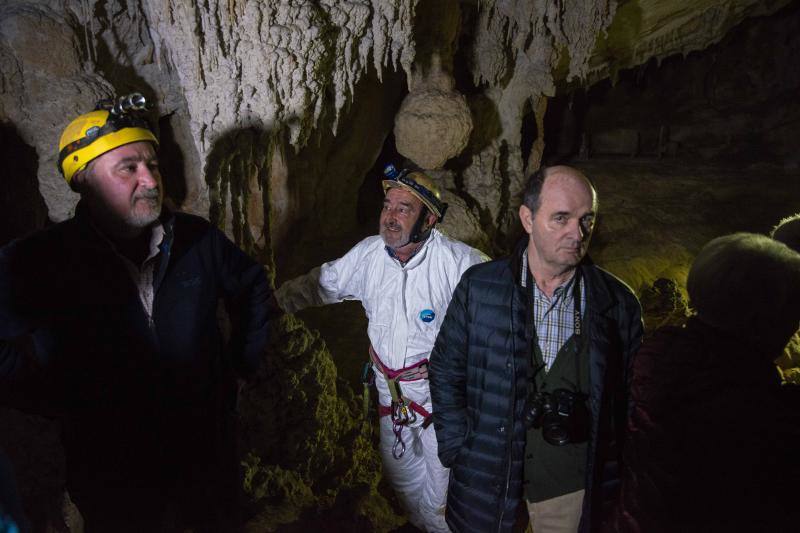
[394,208,432,250]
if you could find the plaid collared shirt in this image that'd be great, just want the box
[521,248,586,372]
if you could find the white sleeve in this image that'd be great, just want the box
[274,240,370,313]
[470,248,491,267]
[458,247,490,276]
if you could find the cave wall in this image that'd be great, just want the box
[567,1,800,166]
[584,0,795,84]
[0,0,627,254]
[3,0,784,254]
[0,122,47,246]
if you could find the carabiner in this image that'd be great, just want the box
[392,420,406,459]
[391,398,417,425]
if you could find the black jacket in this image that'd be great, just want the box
[611,318,800,532]
[430,246,643,533]
[0,204,270,487]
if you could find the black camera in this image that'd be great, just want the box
[523,388,590,446]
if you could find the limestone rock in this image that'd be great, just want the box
[639,278,689,331]
[581,4,800,167]
[461,1,618,243]
[587,0,793,84]
[437,189,491,255]
[777,331,800,385]
[238,313,398,529]
[142,0,418,153]
[0,3,113,222]
[461,142,505,227]
[394,88,472,169]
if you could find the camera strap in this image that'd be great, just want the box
[572,269,583,337]
[570,268,587,395]
[523,268,542,396]
[523,262,584,393]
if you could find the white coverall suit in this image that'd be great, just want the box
[275,228,487,532]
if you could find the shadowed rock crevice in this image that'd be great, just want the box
[0,122,48,246]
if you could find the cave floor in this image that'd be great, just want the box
[280,158,800,393]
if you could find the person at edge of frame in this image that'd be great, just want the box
[609,233,800,532]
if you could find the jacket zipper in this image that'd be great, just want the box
[497,445,512,533]
[497,296,518,532]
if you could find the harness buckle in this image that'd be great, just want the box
[391,397,418,426]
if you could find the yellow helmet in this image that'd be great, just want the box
[382,164,448,222]
[57,93,158,183]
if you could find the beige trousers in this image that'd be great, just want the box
[526,489,585,533]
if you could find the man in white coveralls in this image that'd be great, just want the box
[274,165,487,532]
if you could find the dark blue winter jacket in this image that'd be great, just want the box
[430,244,642,532]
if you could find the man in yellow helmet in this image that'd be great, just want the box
[275,164,488,532]
[0,94,271,531]
[57,95,162,240]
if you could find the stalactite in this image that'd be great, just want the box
[204,127,276,259]
[461,0,618,244]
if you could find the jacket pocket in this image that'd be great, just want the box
[454,409,477,463]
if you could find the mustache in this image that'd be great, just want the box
[135,187,160,201]
[383,222,402,232]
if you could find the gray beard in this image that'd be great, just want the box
[127,198,162,228]
[380,227,411,249]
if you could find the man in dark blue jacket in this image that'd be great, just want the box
[430,166,642,533]
[0,94,271,531]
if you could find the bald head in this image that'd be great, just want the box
[519,165,598,283]
[688,232,800,358]
[771,213,800,253]
[523,165,597,216]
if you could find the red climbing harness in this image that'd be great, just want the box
[369,346,433,459]
[369,345,430,382]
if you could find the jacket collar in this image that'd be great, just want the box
[581,261,618,315]
[511,236,618,315]
[72,200,175,253]
[74,199,175,228]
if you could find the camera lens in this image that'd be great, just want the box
[523,392,550,429]
[542,412,571,446]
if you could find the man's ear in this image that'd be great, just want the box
[72,159,98,190]
[519,204,534,234]
[425,211,438,230]
[69,170,87,193]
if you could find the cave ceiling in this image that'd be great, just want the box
[581,0,793,85]
[0,0,793,254]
